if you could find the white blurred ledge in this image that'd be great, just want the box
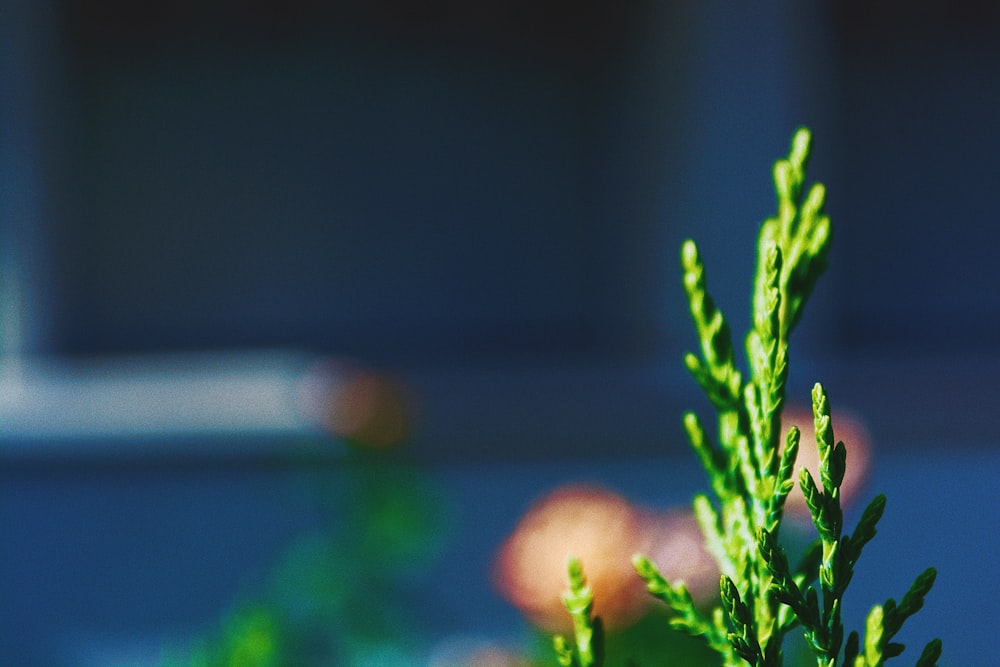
[0,351,339,458]
[0,351,691,462]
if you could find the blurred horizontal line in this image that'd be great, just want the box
[2,349,995,463]
[0,350,335,456]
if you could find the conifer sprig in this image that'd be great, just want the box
[622,127,942,667]
[553,557,605,667]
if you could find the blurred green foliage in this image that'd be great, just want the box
[160,456,450,666]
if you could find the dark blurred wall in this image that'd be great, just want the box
[3,2,998,365]
[27,1,672,364]
[5,1,840,367]
[832,0,1000,354]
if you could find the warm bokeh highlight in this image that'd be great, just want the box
[494,484,719,634]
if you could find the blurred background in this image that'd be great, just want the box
[1,0,998,665]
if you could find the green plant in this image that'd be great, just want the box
[555,128,941,667]
[159,458,449,667]
[553,557,604,667]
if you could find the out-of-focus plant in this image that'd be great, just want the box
[160,455,449,667]
[555,128,941,667]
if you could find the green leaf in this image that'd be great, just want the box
[864,604,885,666]
[885,568,937,637]
[844,630,860,666]
[557,556,603,667]
[553,636,576,667]
[915,638,943,667]
[847,494,886,565]
[884,642,905,658]
[721,576,762,665]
